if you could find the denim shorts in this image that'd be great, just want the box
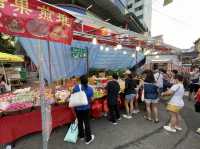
[125,94,136,102]
[144,98,159,104]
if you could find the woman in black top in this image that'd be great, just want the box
[123,74,137,119]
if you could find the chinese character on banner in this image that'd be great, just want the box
[11,0,32,14]
[57,13,70,27]
[0,0,7,8]
[0,0,75,44]
[38,5,54,21]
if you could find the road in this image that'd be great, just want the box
[2,98,200,149]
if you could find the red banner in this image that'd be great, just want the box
[0,0,75,44]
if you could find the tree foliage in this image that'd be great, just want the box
[0,33,16,54]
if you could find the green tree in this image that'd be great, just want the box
[0,33,16,54]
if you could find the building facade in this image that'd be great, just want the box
[194,38,200,52]
[43,0,147,33]
[127,0,152,30]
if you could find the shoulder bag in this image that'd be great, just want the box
[161,85,180,101]
[68,85,88,107]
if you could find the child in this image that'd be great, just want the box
[161,74,185,132]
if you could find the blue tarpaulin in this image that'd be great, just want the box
[19,38,144,82]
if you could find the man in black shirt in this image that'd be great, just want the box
[106,73,120,125]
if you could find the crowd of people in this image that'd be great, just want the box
[71,66,200,145]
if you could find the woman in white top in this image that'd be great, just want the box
[161,74,185,133]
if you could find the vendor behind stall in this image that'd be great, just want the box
[0,74,8,93]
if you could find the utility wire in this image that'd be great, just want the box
[152,7,192,27]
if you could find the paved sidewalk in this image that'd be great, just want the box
[12,103,189,149]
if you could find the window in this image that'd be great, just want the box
[127,4,133,9]
[135,0,141,3]
[135,5,143,11]
[119,0,128,7]
[137,15,143,19]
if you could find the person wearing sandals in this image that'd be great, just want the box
[143,70,160,123]
[162,74,185,133]
[123,73,137,119]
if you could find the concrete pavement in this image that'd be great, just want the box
[3,98,200,149]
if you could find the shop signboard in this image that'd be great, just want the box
[71,47,88,58]
[0,0,75,44]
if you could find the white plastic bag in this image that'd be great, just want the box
[64,119,78,143]
[68,85,88,107]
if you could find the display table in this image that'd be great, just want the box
[0,105,75,144]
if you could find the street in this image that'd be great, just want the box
[6,98,200,149]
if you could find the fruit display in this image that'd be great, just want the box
[93,88,105,99]
[12,92,34,103]
[55,90,70,104]
[0,93,16,102]
[0,86,63,113]
[0,102,10,111]
[6,102,33,112]
[0,76,109,114]
[13,87,31,94]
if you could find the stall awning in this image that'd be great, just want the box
[0,52,24,62]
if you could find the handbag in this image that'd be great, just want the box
[64,121,78,143]
[161,86,180,101]
[68,85,88,107]
[195,102,200,113]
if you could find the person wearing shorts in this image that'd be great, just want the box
[143,70,159,123]
[162,74,185,133]
[188,67,200,100]
[123,73,137,119]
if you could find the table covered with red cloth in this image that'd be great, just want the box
[0,105,75,144]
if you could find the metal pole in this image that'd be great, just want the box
[87,48,89,75]
[38,40,48,149]
[47,41,52,83]
[135,50,138,70]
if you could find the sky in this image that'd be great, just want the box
[151,0,200,49]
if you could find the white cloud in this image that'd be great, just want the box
[152,0,200,49]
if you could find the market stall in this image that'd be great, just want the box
[0,52,25,91]
[0,0,75,148]
[0,0,162,148]
[0,104,75,144]
[0,79,77,144]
